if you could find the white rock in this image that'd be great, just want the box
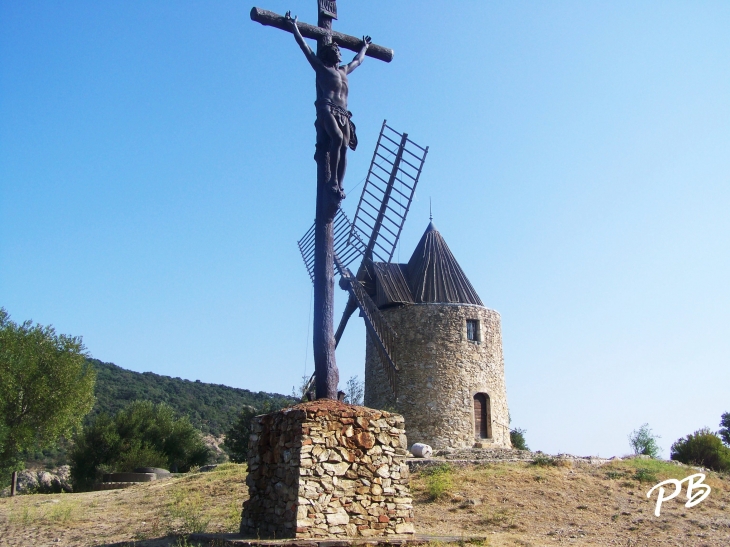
[325,510,350,525]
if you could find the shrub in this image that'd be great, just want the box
[632,467,658,483]
[422,463,453,500]
[70,401,210,490]
[531,454,558,467]
[510,428,529,451]
[628,423,662,458]
[670,428,730,472]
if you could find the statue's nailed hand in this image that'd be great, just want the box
[284,11,298,28]
[363,35,372,47]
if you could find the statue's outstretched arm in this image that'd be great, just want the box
[285,11,320,70]
[345,36,371,74]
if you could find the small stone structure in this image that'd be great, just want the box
[364,222,511,450]
[241,399,414,539]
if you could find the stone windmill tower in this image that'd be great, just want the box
[363,221,511,450]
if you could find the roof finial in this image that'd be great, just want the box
[429,197,433,221]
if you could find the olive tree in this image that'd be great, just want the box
[0,309,96,488]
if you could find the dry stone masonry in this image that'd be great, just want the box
[241,400,414,539]
[365,303,511,450]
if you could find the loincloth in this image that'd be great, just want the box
[315,99,358,151]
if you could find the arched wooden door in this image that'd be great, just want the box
[474,393,492,439]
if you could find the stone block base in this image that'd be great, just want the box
[240,400,414,539]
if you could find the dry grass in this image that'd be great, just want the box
[0,463,248,546]
[410,458,730,546]
[1,459,729,546]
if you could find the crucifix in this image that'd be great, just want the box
[251,2,393,400]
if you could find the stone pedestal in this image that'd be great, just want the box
[240,400,414,539]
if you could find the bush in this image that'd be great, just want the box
[531,454,558,467]
[422,463,453,500]
[633,467,658,483]
[670,428,730,472]
[70,401,210,490]
[510,428,529,451]
[628,423,662,458]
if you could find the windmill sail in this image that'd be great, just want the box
[297,208,367,283]
[334,254,399,397]
[350,120,428,263]
[296,121,429,399]
[333,121,429,353]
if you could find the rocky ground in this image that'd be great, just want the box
[0,453,728,546]
[0,466,73,497]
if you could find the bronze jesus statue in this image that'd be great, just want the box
[285,11,371,198]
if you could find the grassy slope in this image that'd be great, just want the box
[1,459,729,546]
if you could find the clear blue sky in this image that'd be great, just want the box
[2,1,729,458]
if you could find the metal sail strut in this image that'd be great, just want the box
[334,253,399,398]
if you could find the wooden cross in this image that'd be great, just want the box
[251,2,393,400]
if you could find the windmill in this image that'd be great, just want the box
[298,120,429,398]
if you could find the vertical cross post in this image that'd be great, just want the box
[312,0,339,399]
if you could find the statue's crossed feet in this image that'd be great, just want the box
[329,183,345,201]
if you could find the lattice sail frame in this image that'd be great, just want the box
[297,120,429,398]
[297,209,366,283]
[350,120,428,264]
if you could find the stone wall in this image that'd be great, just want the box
[241,399,414,539]
[365,303,511,450]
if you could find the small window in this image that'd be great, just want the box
[466,319,480,342]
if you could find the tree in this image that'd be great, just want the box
[343,375,364,406]
[510,428,529,451]
[222,406,258,463]
[223,400,291,463]
[0,309,96,487]
[670,428,730,472]
[719,412,730,447]
[293,374,313,402]
[70,400,210,491]
[628,423,662,458]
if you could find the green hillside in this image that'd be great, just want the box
[25,359,296,469]
[89,359,295,436]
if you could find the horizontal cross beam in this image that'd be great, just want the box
[250,7,394,63]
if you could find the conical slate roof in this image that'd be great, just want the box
[405,222,484,306]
